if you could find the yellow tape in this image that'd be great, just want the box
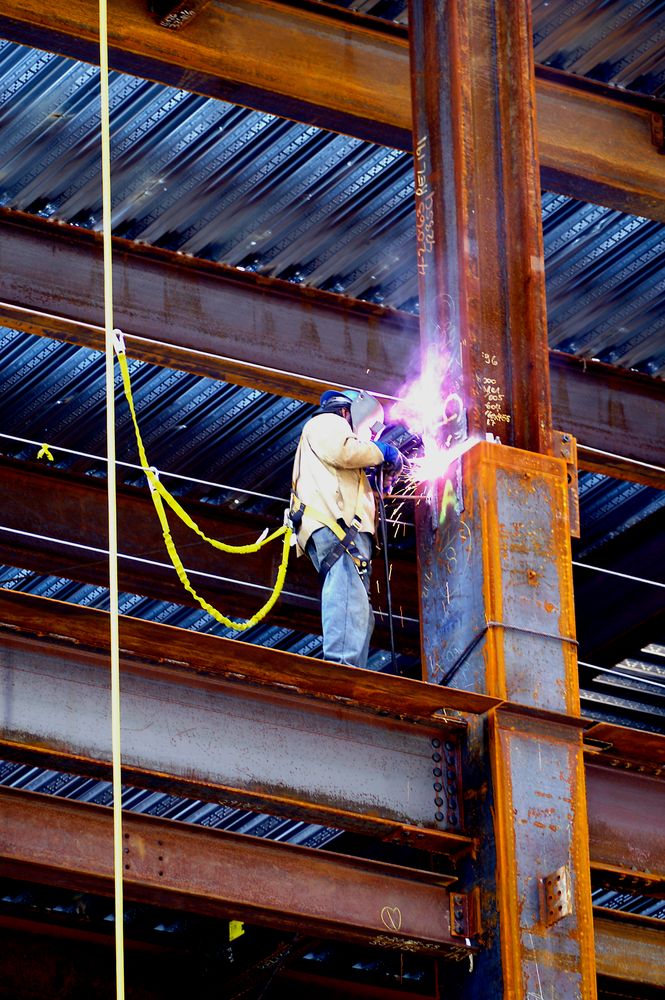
[229,920,245,943]
[116,349,292,630]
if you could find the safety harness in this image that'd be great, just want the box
[290,432,371,582]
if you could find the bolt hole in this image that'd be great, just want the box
[158,870,164,877]
[124,864,130,870]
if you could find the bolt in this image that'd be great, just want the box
[431,738,441,749]
[435,811,444,822]
[432,752,442,762]
[433,767,442,777]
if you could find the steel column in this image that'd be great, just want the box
[409,2,596,996]
[0,785,470,955]
[409,0,551,454]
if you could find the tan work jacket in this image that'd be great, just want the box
[292,412,383,554]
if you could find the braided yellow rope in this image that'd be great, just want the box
[115,344,293,631]
[98,3,125,996]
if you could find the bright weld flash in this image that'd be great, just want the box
[390,354,474,486]
[409,435,479,484]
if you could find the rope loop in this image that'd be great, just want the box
[114,342,292,629]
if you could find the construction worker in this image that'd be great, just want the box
[290,389,402,669]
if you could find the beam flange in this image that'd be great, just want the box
[0,454,419,648]
[0,587,498,853]
[0,1,664,220]
[0,585,496,720]
[0,785,471,955]
[1,210,663,484]
[594,909,665,986]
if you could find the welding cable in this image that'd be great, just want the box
[98,0,125,995]
[112,343,293,630]
[376,466,398,674]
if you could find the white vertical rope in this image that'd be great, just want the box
[98,2,125,996]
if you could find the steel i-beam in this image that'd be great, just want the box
[409,1,596,996]
[0,785,473,956]
[0,606,476,854]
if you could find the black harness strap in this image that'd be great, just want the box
[318,517,369,582]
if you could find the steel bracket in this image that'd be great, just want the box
[651,112,665,153]
[553,430,580,537]
[450,888,481,938]
[541,865,573,926]
[431,733,464,831]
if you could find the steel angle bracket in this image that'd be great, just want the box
[541,865,573,926]
[450,887,482,939]
[553,430,580,537]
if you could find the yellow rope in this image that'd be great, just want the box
[98,3,125,997]
[114,342,293,631]
[36,444,54,461]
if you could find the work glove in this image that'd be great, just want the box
[375,441,401,466]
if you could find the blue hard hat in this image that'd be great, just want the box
[319,389,353,412]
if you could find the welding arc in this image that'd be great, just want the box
[377,466,398,675]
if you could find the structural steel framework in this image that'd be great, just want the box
[0,0,664,997]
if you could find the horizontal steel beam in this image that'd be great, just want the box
[594,910,665,986]
[1,2,664,220]
[0,455,419,649]
[0,585,495,719]
[0,588,500,852]
[1,211,663,484]
[2,588,663,877]
[549,352,665,490]
[587,762,665,890]
[0,785,469,955]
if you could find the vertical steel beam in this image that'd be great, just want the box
[409,0,552,454]
[408,2,596,997]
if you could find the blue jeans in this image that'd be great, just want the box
[306,527,374,669]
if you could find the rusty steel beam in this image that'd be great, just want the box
[0,585,496,721]
[413,389,595,986]
[409,2,596,994]
[0,455,419,649]
[586,762,665,890]
[0,209,412,404]
[594,910,665,987]
[409,0,551,454]
[0,588,494,853]
[1,211,663,484]
[550,352,665,490]
[1,2,664,221]
[0,785,470,955]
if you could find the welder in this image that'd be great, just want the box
[290,388,402,669]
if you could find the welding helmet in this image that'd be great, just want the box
[318,388,384,441]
